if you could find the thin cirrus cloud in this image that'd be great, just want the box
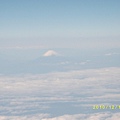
[0,45,44,50]
[0,36,120,50]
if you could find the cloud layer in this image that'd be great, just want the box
[0,112,120,120]
[0,67,120,119]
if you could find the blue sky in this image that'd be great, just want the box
[0,0,120,49]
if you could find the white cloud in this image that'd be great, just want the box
[0,67,120,118]
[105,52,120,56]
[0,114,50,120]
[0,112,120,120]
[42,112,120,120]
[105,53,112,56]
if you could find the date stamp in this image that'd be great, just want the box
[93,105,120,110]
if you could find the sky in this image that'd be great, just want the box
[0,0,120,49]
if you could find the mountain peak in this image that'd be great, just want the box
[43,50,58,57]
